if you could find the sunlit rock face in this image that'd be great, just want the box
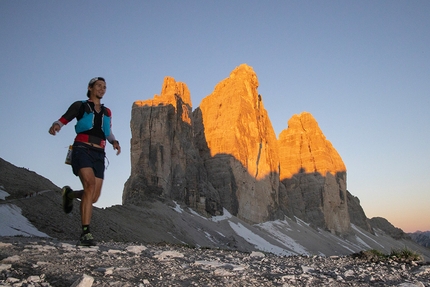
[278,112,350,234]
[194,64,280,224]
[278,112,346,179]
[123,77,222,216]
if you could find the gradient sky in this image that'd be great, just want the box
[1,1,429,233]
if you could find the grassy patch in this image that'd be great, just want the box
[390,247,423,261]
[353,247,422,262]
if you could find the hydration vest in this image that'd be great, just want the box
[74,100,111,138]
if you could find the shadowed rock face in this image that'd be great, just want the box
[347,190,374,234]
[123,64,368,234]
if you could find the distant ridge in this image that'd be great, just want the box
[409,231,430,248]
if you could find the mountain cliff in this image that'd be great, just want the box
[194,64,280,224]
[278,112,350,234]
[123,76,221,216]
[124,63,370,236]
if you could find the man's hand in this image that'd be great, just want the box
[113,140,121,155]
[49,123,61,135]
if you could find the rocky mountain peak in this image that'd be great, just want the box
[196,63,279,223]
[199,64,277,178]
[134,76,192,124]
[279,111,346,180]
[227,63,259,86]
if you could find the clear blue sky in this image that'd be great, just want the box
[1,1,429,232]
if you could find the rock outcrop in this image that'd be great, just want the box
[278,112,350,234]
[124,64,371,235]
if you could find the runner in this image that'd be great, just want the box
[48,77,121,246]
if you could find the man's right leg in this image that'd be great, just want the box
[77,167,97,246]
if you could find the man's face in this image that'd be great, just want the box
[88,80,106,99]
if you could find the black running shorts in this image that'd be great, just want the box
[71,142,105,179]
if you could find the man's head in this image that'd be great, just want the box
[87,77,106,98]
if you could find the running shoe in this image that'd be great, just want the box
[78,233,96,246]
[62,186,73,214]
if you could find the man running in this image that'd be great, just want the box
[49,77,121,246]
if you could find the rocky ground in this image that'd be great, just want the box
[1,237,429,287]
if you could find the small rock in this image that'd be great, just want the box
[2,255,20,263]
[0,263,12,271]
[126,245,147,254]
[70,274,94,287]
[249,251,265,258]
[27,275,41,283]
